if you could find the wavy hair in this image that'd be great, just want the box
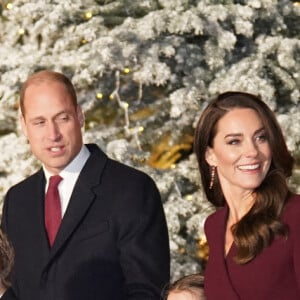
[194,91,294,263]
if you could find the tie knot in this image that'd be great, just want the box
[49,175,63,188]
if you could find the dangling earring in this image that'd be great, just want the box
[209,166,216,190]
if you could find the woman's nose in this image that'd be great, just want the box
[244,141,259,157]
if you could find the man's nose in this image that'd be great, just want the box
[46,122,61,141]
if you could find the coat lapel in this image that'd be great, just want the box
[23,170,51,259]
[217,206,241,299]
[33,170,51,250]
[45,144,108,263]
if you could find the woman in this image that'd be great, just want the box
[194,91,300,299]
[164,273,205,300]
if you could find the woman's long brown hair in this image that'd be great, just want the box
[194,91,294,264]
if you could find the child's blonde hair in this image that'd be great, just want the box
[164,273,205,299]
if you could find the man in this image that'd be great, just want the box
[1,70,170,300]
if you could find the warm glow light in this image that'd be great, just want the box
[109,94,114,100]
[121,102,129,109]
[18,28,25,35]
[130,126,144,134]
[85,11,93,19]
[81,38,87,44]
[178,247,186,254]
[198,237,207,246]
[96,93,103,100]
[6,3,13,10]
[185,194,193,201]
[124,67,130,74]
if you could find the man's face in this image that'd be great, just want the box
[21,81,84,174]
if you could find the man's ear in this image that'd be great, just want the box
[20,114,28,138]
[205,146,216,166]
[77,105,85,127]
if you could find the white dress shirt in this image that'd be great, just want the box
[44,145,90,217]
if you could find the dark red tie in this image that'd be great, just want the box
[45,175,63,246]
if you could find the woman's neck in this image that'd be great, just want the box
[226,191,255,224]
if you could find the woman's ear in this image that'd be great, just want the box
[205,146,216,166]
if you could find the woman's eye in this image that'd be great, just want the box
[228,139,240,145]
[256,134,268,142]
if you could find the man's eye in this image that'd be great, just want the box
[57,115,69,122]
[33,120,45,126]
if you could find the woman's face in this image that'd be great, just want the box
[206,108,272,196]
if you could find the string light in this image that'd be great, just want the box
[81,38,87,45]
[84,11,93,19]
[129,126,144,134]
[120,101,129,109]
[137,81,143,103]
[123,67,130,74]
[6,3,13,10]
[108,70,144,148]
[18,28,25,35]
[96,93,103,100]
[185,194,193,201]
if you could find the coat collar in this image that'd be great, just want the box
[207,205,241,299]
[45,144,108,266]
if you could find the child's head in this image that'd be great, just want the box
[168,290,204,300]
[165,273,205,300]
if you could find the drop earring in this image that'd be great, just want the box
[209,166,216,190]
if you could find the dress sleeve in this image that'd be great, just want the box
[286,195,300,291]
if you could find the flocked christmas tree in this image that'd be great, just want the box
[0,0,299,280]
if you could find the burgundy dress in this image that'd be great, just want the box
[204,194,300,300]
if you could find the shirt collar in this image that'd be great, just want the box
[43,145,90,181]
